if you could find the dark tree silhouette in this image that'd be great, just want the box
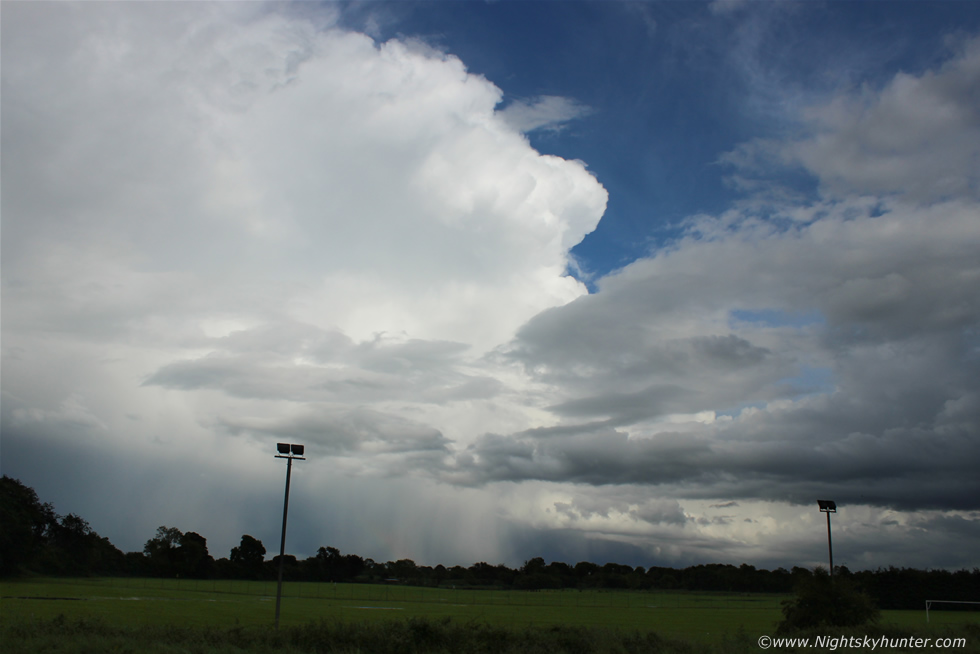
[177,531,214,578]
[144,526,183,576]
[0,476,56,575]
[230,534,266,579]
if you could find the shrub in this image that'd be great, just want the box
[777,568,879,633]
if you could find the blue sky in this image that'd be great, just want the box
[342,1,980,280]
[3,1,979,572]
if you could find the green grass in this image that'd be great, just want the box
[0,577,788,641]
[3,614,979,654]
[0,614,715,654]
[2,577,977,650]
[881,609,980,629]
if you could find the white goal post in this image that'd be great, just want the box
[925,600,980,623]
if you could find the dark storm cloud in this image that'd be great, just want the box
[447,385,980,511]
[500,526,664,568]
[489,35,980,510]
[0,405,286,558]
[449,193,980,514]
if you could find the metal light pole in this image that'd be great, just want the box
[275,443,305,628]
[817,500,836,578]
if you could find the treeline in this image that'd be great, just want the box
[2,476,977,610]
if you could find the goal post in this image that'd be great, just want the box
[925,600,980,623]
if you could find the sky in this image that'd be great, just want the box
[2,0,979,573]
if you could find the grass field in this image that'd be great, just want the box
[1,577,977,650]
[1,577,788,641]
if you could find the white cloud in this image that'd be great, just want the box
[497,96,593,133]
[2,2,606,353]
[1,1,606,561]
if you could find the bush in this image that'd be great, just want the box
[777,568,879,633]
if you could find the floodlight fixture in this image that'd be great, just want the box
[274,443,306,628]
[817,499,837,578]
[818,499,837,513]
[275,443,306,461]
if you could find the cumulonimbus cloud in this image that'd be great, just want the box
[2,2,978,570]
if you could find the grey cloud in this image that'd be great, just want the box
[695,516,734,526]
[728,36,980,202]
[550,491,686,526]
[691,334,770,368]
[356,339,470,373]
[448,428,716,487]
[0,413,498,567]
[217,406,451,459]
[446,381,980,511]
[630,501,688,526]
[831,512,980,572]
[514,487,980,571]
[144,322,501,405]
[476,188,979,511]
[500,526,659,569]
[509,311,791,424]
[910,513,980,540]
[548,385,689,422]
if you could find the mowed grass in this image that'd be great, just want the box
[1,577,784,641]
[1,577,976,643]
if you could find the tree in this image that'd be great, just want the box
[271,554,300,580]
[312,546,341,581]
[0,476,57,575]
[177,531,213,578]
[389,558,418,580]
[468,561,496,585]
[230,535,266,578]
[574,561,599,586]
[49,513,96,574]
[144,526,183,576]
[1,477,125,577]
[777,568,880,633]
[341,552,365,581]
[516,557,560,590]
[521,557,546,575]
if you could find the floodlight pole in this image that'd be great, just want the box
[275,443,305,629]
[825,510,834,578]
[818,500,836,579]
